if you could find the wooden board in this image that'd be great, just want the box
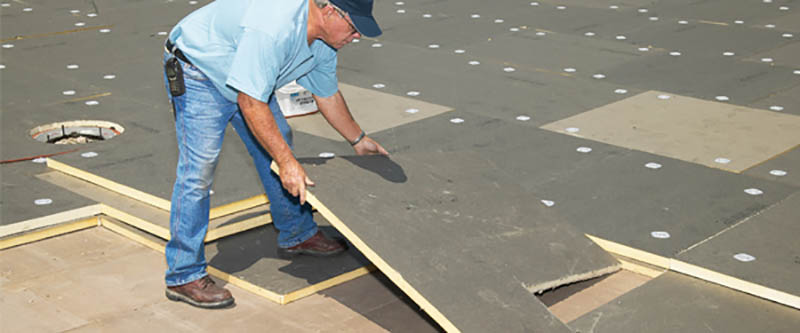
[290,152,622,332]
[541,90,800,173]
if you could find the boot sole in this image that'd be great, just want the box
[165,289,235,309]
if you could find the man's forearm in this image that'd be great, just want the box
[314,91,363,143]
[237,92,294,165]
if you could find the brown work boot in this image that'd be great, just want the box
[165,275,234,309]
[278,231,348,257]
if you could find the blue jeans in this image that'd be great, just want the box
[162,52,318,286]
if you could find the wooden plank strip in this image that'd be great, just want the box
[209,194,268,220]
[47,158,171,211]
[282,266,376,305]
[670,259,800,309]
[585,234,671,269]
[0,217,99,250]
[0,204,103,238]
[101,205,171,240]
[205,211,273,242]
[206,266,285,304]
[47,158,267,220]
[99,217,166,254]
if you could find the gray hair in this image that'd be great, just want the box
[314,0,329,8]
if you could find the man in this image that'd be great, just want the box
[162,0,387,309]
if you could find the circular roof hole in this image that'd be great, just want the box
[30,120,124,144]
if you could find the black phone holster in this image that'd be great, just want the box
[165,57,185,97]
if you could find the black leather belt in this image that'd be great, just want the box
[165,39,192,65]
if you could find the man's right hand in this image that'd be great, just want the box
[277,157,315,205]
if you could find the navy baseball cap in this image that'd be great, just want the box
[330,0,382,37]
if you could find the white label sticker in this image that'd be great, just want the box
[503,67,516,72]
[658,94,672,100]
[769,105,784,111]
[406,91,420,96]
[516,115,531,121]
[563,68,576,73]
[593,74,606,79]
[32,157,47,163]
[372,83,385,89]
[85,100,99,106]
[468,60,480,65]
[714,157,731,164]
[450,118,465,124]
[63,90,76,95]
[565,127,580,133]
[540,200,555,207]
[81,151,99,158]
[614,89,628,94]
[371,43,383,48]
[576,147,592,153]
[715,96,729,101]
[405,108,419,114]
[318,152,335,159]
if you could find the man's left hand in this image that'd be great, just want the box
[353,136,389,156]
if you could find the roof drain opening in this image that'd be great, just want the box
[30,120,124,144]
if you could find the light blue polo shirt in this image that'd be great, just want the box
[168,0,338,103]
